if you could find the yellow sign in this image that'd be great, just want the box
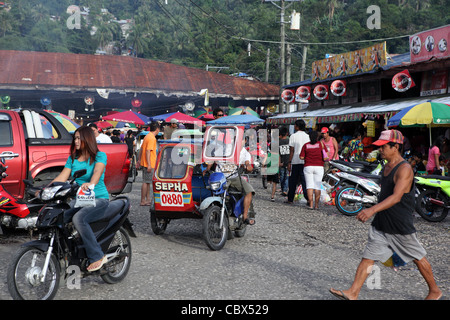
[311,42,387,81]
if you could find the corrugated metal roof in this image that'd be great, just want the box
[0,50,279,99]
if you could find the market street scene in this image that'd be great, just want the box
[0,0,449,304]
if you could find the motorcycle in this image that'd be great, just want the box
[333,170,381,216]
[324,159,383,198]
[7,169,136,300]
[324,159,382,216]
[414,175,450,222]
[199,167,250,251]
[0,155,45,234]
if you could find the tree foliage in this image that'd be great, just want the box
[0,0,448,84]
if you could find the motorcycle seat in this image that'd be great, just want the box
[353,172,381,182]
[422,174,450,181]
[96,199,127,223]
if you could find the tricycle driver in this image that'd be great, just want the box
[203,145,256,225]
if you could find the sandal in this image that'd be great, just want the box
[87,256,107,272]
[244,218,256,226]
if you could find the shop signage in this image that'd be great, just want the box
[410,25,450,64]
[420,69,448,96]
[330,80,347,96]
[313,84,329,100]
[311,42,387,81]
[295,86,311,100]
[392,70,415,92]
[281,89,295,103]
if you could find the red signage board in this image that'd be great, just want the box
[410,25,450,63]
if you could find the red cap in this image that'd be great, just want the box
[372,130,404,146]
[321,127,329,133]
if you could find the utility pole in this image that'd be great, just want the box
[265,48,270,82]
[286,43,292,85]
[300,45,308,81]
[266,0,300,113]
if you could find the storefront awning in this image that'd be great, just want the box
[266,95,450,125]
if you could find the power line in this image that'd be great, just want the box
[233,34,411,46]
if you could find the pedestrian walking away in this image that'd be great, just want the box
[278,126,290,196]
[287,120,310,204]
[330,129,442,300]
[300,130,325,210]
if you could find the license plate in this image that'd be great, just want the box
[160,192,184,207]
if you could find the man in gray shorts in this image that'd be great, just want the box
[330,130,442,300]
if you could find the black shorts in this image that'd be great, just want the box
[267,173,280,183]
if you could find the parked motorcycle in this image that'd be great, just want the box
[7,169,136,300]
[0,155,44,234]
[199,167,250,251]
[414,175,450,222]
[324,159,383,198]
[334,171,381,216]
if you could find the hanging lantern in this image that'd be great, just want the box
[330,80,347,96]
[84,95,95,105]
[296,86,311,101]
[40,97,51,106]
[131,97,142,108]
[281,89,295,103]
[313,84,329,100]
[1,95,10,105]
[266,102,277,113]
[392,70,415,92]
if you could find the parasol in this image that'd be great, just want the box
[102,110,151,125]
[227,106,259,117]
[45,110,80,133]
[165,112,205,126]
[207,114,264,125]
[386,101,450,144]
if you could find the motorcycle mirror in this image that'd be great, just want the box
[72,169,87,179]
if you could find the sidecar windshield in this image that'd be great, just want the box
[204,127,237,159]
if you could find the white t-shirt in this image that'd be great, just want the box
[289,130,310,165]
[96,133,112,143]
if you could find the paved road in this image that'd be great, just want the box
[1,176,448,302]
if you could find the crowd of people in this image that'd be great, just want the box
[259,120,450,207]
[63,108,443,299]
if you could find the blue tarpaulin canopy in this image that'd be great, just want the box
[207,114,264,125]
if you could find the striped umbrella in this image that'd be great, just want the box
[387,101,450,144]
[45,110,80,133]
[228,106,259,117]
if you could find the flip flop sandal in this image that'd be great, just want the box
[329,289,350,300]
[87,256,107,272]
[244,218,256,226]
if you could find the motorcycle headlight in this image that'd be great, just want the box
[210,182,221,191]
[55,187,71,198]
[41,185,62,201]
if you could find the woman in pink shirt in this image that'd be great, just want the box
[300,131,325,210]
[427,135,446,174]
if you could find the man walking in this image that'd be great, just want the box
[140,122,160,206]
[330,130,442,300]
[287,120,310,204]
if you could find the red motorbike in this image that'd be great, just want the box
[0,155,44,234]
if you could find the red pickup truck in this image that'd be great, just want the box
[0,109,132,200]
